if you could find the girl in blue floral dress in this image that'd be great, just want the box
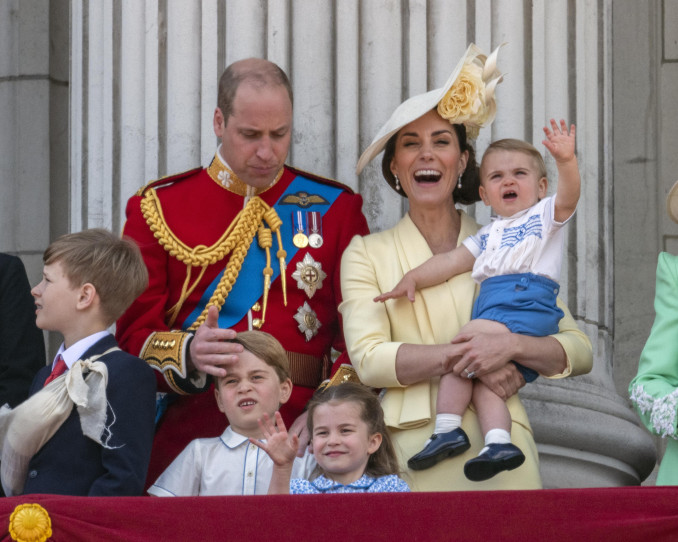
[251,382,410,493]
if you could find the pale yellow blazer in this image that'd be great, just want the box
[340,212,592,491]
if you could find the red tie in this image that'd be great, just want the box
[44,355,68,386]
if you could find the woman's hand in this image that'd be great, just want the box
[443,321,526,399]
[396,318,568,387]
[445,319,515,378]
[477,364,526,400]
[448,331,514,377]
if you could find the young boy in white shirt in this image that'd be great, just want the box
[148,330,315,496]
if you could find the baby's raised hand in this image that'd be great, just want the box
[542,119,575,163]
[373,274,417,303]
[249,412,299,467]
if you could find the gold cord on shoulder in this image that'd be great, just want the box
[141,188,288,330]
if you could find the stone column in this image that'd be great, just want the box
[518,0,656,487]
[0,0,54,280]
[0,3,68,265]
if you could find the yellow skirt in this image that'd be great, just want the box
[392,392,542,491]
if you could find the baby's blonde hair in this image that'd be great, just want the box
[480,138,547,181]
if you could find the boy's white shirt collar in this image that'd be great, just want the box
[221,425,272,448]
[54,330,111,370]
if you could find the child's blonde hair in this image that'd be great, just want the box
[225,330,291,383]
[43,228,148,325]
[306,382,401,477]
[480,138,548,180]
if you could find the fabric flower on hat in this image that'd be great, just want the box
[437,46,503,139]
[355,43,505,175]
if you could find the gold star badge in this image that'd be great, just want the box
[294,302,322,341]
[291,253,327,298]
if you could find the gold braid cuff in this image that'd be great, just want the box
[141,331,193,395]
[140,188,288,331]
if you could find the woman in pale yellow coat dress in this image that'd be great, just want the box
[340,44,592,491]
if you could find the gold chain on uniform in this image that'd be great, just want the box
[141,188,288,331]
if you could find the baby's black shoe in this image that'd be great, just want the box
[407,428,471,471]
[463,443,525,482]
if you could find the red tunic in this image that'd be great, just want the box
[116,155,369,485]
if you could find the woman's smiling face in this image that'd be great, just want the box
[389,110,468,208]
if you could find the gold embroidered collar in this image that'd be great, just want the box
[206,150,284,197]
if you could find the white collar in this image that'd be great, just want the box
[55,330,111,369]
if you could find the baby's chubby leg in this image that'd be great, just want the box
[463,370,526,482]
[459,317,510,336]
[472,380,511,435]
[437,370,472,416]
[407,372,473,471]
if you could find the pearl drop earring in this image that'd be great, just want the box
[457,174,463,189]
[394,175,401,191]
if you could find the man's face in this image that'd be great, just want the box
[214,82,292,189]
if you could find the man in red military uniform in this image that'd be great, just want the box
[116,58,369,485]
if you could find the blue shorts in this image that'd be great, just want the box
[471,273,564,383]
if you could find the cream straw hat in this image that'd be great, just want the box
[356,43,504,175]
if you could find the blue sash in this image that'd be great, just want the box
[182,174,343,330]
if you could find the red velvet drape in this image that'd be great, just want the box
[2,487,677,541]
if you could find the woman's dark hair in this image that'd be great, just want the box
[306,382,401,477]
[381,118,481,205]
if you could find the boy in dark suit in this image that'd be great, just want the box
[0,229,156,496]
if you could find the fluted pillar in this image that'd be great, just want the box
[0,0,52,280]
[518,0,655,487]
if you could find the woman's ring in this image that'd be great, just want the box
[466,371,476,379]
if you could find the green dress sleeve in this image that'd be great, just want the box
[629,252,678,438]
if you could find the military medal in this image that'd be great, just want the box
[292,211,309,248]
[307,211,324,248]
[292,253,327,298]
[294,302,322,341]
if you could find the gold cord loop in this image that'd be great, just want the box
[141,188,289,330]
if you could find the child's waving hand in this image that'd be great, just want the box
[543,118,576,163]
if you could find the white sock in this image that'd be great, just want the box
[434,414,462,435]
[423,414,462,446]
[478,428,511,455]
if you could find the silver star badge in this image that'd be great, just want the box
[291,253,327,299]
[294,302,321,341]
